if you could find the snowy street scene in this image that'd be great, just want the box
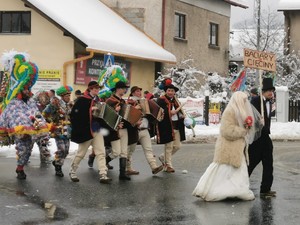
[1,0,300,224]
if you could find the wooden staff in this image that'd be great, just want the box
[259,70,265,126]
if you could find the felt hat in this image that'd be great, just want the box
[164,84,179,92]
[110,81,130,92]
[88,81,101,89]
[262,78,275,91]
[56,85,73,96]
[130,86,142,96]
[75,89,82,95]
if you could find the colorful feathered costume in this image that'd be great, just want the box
[0,50,50,179]
[43,85,73,177]
[98,65,128,99]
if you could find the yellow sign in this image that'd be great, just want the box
[243,48,276,72]
[38,70,61,81]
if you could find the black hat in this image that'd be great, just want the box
[88,81,101,89]
[164,84,179,92]
[75,89,82,95]
[262,78,275,91]
[130,86,142,96]
[111,81,130,92]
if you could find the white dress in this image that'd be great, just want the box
[192,155,254,201]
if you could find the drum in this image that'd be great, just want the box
[119,104,143,126]
[140,99,164,122]
[92,102,122,131]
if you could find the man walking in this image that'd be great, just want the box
[248,77,276,197]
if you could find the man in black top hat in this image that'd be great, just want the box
[248,77,276,197]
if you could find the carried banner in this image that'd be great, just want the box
[243,48,276,72]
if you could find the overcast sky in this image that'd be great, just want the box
[230,0,283,28]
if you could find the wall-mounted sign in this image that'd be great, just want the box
[75,54,131,85]
[32,70,61,93]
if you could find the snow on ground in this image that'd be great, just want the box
[1,121,299,159]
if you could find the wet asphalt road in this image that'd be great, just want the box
[0,141,299,225]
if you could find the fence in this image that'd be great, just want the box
[289,100,300,122]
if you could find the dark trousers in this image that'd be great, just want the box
[248,133,274,193]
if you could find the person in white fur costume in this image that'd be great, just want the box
[192,91,262,201]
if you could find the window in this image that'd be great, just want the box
[209,22,218,46]
[175,12,186,39]
[0,11,31,34]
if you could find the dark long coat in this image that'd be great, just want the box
[156,95,185,144]
[70,94,94,143]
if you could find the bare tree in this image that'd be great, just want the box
[234,10,284,54]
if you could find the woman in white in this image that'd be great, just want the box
[192,91,260,201]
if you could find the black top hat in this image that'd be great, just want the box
[130,86,142,96]
[164,84,179,92]
[111,81,130,92]
[262,78,275,91]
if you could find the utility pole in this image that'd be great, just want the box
[254,0,261,86]
[255,0,261,51]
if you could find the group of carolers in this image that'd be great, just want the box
[69,80,186,184]
[0,78,186,184]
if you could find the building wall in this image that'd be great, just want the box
[127,59,155,93]
[163,0,230,75]
[102,0,231,76]
[0,0,74,87]
[285,11,300,54]
[0,0,157,99]
[100,0,162,44]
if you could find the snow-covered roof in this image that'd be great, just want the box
[22,0,176,63]
[278,0,300,11]
[224,0,248,9]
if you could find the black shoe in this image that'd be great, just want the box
[52,161,64,177]
[260,190,276,197]
[16,170,27,180]
[55,170,64,177]
[107,163,114,170]
[119,174,131,180]
[88,155,95,168]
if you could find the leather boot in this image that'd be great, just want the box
[16,169,27,180]
[52,161,64,177]
[88,154,95,168]
[106,155,113,169]
[119,158,131,180]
